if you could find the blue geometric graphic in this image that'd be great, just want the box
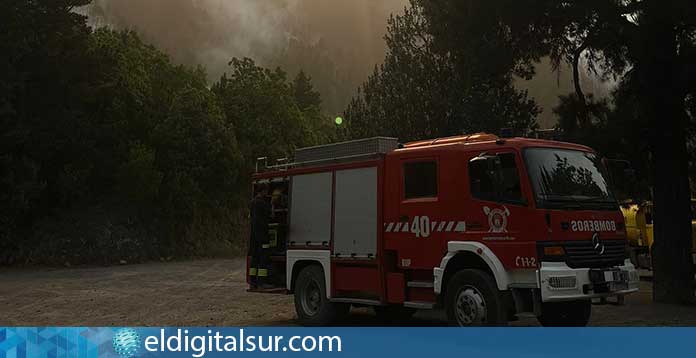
[0,328,118,358]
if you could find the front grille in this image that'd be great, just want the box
[563,240,626,268]
[538,239,626,269]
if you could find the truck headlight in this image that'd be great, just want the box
[542,246,565,260]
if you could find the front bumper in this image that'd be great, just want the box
[537,259,639,302]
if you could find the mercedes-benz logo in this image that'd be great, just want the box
[592,232,605,255]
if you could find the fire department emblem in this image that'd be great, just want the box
[483,206,510,233]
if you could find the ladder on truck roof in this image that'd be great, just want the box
[255,137,399,173]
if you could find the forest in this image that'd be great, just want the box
[2,0,694,303]
[1,0,336,266]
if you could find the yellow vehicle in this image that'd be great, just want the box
[622,200,696,269]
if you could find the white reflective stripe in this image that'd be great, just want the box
[386,219,465,233]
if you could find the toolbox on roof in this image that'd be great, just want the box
[293,137,398,167]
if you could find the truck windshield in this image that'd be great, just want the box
[524,148,617,210]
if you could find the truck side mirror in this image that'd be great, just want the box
[469,153,500,171]
[602,158,637,201]
[470,154,504,193]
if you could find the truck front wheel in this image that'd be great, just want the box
[537,300,591,327]
[294,265,348,326]
[445,269,506,326]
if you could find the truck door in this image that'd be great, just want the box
[465,150,539,269]
[392,157,444,270]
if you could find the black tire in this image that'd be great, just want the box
[373,305,416,324]
[293,265,348,326]
[537,300,591,327]
[445,269,507,326]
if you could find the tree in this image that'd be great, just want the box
[425,0,695,303]
[554,2,696,304]
[293,71,322,112]
[2,1,343,265]
[344,0,539,142]
[213,59,334,174]
[0,0,93,263]
[292,70,337,145]
[554,72,654,203]
[637,2,696,304]
[0,3,245,263]
[77,29,244,258]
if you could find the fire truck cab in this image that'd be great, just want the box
[249,134,639,326]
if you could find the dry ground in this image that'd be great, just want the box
[1,259,694,326]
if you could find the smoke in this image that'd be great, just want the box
[84,0,607,127]
[517,59,611,129]
[87,0,297,70]
[85,0,408,113]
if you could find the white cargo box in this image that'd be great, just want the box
[288,166,378,258]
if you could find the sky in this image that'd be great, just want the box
[83,0,608,129]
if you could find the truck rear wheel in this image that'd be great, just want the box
[445,269,506,326]
[294,265,348,326]
[537,300,591,327]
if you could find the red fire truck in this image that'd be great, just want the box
[248,134,639,326]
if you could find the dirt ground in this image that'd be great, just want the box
[1,259,694,326]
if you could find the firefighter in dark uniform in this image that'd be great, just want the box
[248,184,272,289]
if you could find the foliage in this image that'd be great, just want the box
[293,71,322,112]
[0,1,330,265]
[1,0,94,263]
[212,59,335,172]
[1,25,242,263]
[553,73,653,199]
[343,0,539,142]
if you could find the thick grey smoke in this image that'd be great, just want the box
[85,0,407,113]
[85,0,606,127]
[88,0,299,72]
